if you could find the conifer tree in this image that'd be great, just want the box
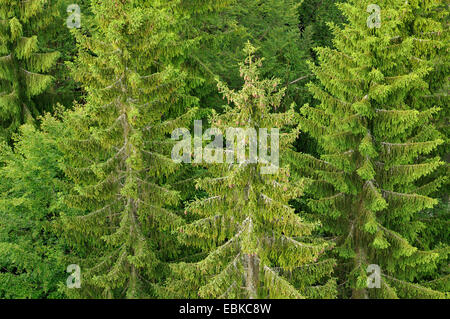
[408,0,449,127]
[298,0,347,50]
[189,0,313,110]
[410,0,449,292]
[37,0,93,109]
[59,0,233,299]
[406,2,449,289]
[59,0,190,298]
[0,0,61,141]
[165,43,337,299]
[291,0,448,298]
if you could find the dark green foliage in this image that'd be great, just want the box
[298,0,347,51]
[189,0,314,110]
[38,0,93,109]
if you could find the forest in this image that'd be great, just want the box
[0,0,448,299]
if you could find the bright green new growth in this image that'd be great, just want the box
[166,43,337,299]
[292,0,448,298]
[0,0,60,141]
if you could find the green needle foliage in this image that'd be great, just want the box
[164,43,337,299]
[0,0,447,300]
[298,0,347,50]
[0,0,61,141]
[0,115,79,299]
[58,0,201,299]
[189,0,314,111]
[291,0,448,298]
[408,0,449,134]
[405,0,449,292]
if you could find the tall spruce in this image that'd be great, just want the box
[164,43,337,299]
[408,0,449,131]
[57,0,226,298]
[291,0,448,298]
[0,0,61,141]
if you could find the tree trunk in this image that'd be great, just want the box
[246,253,259,299]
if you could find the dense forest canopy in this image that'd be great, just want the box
[0,0,448,299]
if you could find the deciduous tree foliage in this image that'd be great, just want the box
[0,115,79,298]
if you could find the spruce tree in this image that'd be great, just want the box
[406,1,449,290]
[59,0,233,299]
[292,0,448,298]
[165,43,336,299]
[408,0,449,126]
[189,0,313,111]
[37,0,94,109]
[298,0,347,50]
[0,115,79,298]
[0,0,61,141]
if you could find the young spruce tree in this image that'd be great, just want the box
[165,43,337,299]
[291,0,448,298]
